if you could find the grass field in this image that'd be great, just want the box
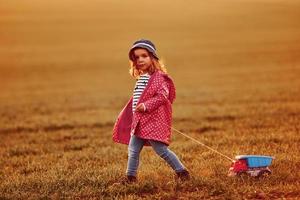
[1,0,300,199]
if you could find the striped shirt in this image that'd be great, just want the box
[132,73,150,112]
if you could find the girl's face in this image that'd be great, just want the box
[133,48,153,73]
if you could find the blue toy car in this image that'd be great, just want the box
[228,155,274,177]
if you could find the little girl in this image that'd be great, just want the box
[113,39,190,183]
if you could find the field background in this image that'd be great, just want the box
[1,0,300,199]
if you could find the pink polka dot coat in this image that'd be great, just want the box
[112,70,176,145]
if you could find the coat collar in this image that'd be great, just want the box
[135,70,176,105]
[135,70,158,106]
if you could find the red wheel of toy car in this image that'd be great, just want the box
[237,171,248,179]
[237,171,247,176]
[257,170,271,178]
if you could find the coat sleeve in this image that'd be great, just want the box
[143,81,169,113]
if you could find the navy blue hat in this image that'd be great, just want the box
[129,39,159,61]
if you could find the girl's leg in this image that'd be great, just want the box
[126,135,145,177]
[149,140,186,173]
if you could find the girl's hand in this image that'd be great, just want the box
[136,103,146,112]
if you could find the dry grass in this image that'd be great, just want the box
[1,0,300,199]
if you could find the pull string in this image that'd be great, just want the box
[168,125,235,162]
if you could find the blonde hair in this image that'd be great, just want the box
[129,53,167,79]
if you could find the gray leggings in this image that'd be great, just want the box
[126,135,186,176]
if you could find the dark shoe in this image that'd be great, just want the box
[126,175,137,183]
[112,176,137,186]
[119,175,137,184]
[176,169,190,181]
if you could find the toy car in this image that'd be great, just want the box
[228,155,274,178]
